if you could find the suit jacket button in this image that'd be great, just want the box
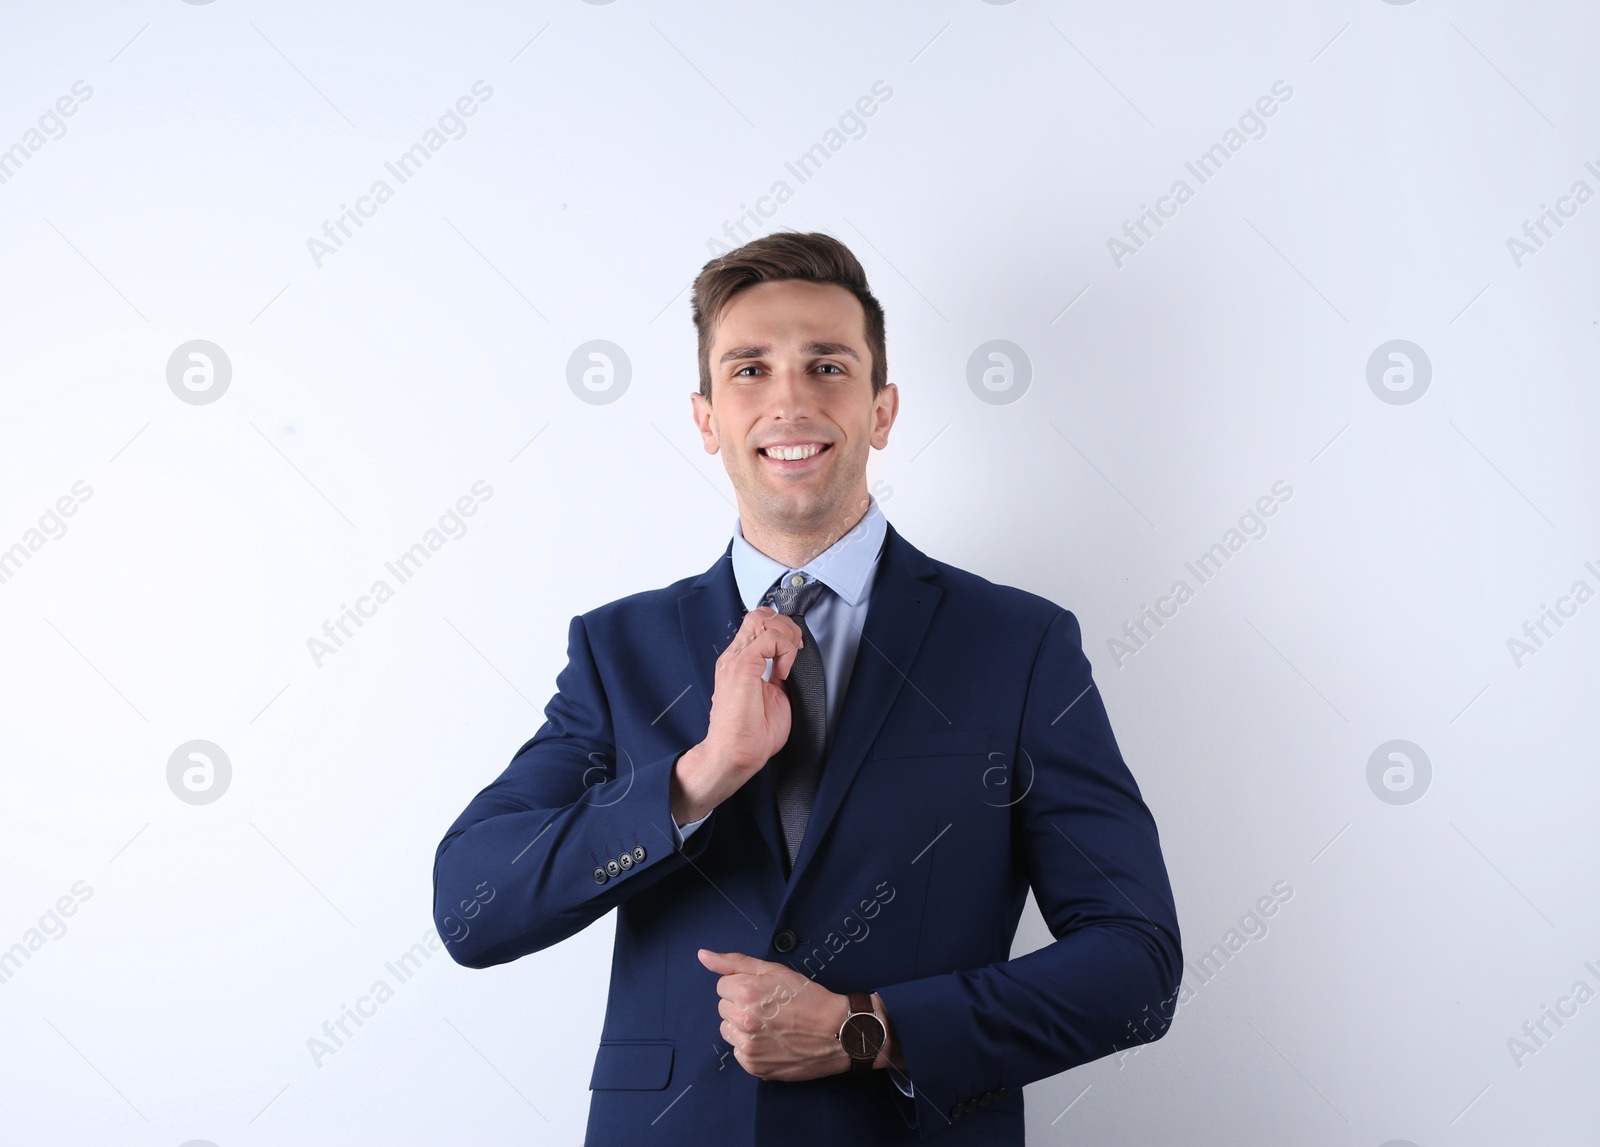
[949,1103,963,1119]
[964,1098,980,1112]
[772,929,797,954]
[606,859,621,877]
[618,851,634,870]
[592,867,608,884]
[633,845,647,862]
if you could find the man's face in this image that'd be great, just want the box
[692,279,897,536]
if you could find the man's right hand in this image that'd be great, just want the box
[670,604,802,827]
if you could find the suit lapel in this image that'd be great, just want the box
[782,523,942,892]
[678,544,787,872]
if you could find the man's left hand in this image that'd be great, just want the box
[698,949,853,1081]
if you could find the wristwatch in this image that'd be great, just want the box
[837,992,887,1075]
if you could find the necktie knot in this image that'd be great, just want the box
[763,572,827,618]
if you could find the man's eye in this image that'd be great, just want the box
[734,364,762,376]
[816,363,843,374]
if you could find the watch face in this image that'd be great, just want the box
[841,1013,886,1059]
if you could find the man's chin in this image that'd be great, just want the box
[743,482,841,526]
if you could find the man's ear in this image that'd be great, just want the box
[869,382,898,450]
[691,390,721,455]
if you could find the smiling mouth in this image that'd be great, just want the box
[759,443,832,462]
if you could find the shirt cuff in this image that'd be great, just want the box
[891,1070,914,1098]
[670,809,713,848]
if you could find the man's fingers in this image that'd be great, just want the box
[699,949,748,979]
[731,1042,758,1076]
[740,617,803,686]
[726,608,801,665]
[767,645,799,684]
[719,998,764,1031]
[699,949,782,980]
[739,626,801,671]
[731,606,789,644]
[710,975,748,1002]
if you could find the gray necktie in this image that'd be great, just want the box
[761,572,829,873]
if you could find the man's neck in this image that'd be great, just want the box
[739,498,871,571]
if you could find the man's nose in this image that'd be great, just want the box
[765,362,814,417]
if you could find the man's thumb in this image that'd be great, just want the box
[699,948,759,974]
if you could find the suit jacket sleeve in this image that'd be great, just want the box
[874,608,1182,1129]
[432,613,714,969]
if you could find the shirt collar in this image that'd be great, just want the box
[731,494,888,611]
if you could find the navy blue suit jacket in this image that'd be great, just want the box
[433,522,1181,1145]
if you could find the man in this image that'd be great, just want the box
[433,232,1181,1145]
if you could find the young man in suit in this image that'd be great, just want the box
[433,232,1182,1145]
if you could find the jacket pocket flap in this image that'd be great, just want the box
[589,1040,674,1090]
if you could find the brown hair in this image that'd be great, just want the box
[690,231,887,401]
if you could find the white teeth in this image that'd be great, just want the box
[763,444,823,461]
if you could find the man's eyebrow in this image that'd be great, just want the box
[719,344,770,365]
[717,341,861,365]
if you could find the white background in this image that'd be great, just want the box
[1,1,1596,1143]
